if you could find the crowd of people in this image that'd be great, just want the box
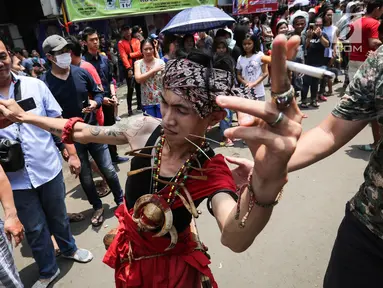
[0,0,383,287]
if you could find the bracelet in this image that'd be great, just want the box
[248,182,283,208]
[61,117,84,144]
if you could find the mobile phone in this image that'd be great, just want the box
[82,99,90,109]
[17,97,36,111]
[309,23,315,29]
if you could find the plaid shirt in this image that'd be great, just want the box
[0,220,23,288]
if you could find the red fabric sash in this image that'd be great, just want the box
[103,154,236,287]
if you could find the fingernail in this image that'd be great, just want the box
[216,96,225,106]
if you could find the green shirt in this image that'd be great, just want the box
[332,45,383,238]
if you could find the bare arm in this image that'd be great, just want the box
[212,175,286,253]
[236,69,247,86]
[134,61,162,84]
[368,38,382,50]
[0,165,24,246]
[250,64,268,88]
[288,114,368,172]
[320,34,330,48]
[15,112,158,150]
[0,165,17,220]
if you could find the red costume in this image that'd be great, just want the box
[103,154,236,287]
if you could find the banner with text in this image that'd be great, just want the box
[64,0,215,22]
[234,0,278,14]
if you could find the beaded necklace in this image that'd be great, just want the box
[152,134,207,206]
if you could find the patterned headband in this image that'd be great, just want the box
[163,58,251,118]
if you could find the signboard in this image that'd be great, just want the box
[64,0,215,22]
[234,0,278,14]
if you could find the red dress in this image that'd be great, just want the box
[103,154,236,287]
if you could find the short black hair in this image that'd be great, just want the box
[367,0,383,14]
[215,29,231,38]
[66,35,82,57]
[121,24,131,31]
[82,27,97,41]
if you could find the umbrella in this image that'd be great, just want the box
[161,6,235,35]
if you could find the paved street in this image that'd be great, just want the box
[9,79,372,288]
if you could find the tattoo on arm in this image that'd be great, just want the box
[89,126,101,136]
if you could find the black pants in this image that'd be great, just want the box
[125,69,141,112]
[102,104,118,161]
[301,74,319,103]
[324,204,383,288]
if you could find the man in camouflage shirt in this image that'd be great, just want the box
[288,45,383,287]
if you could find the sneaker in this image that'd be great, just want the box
[32,268,60,288]
[112,156,130,164]
[115,116,121,121]
[62,248,93,263]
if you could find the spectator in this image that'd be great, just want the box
[132,25,144,41]
[134,38,165,118]
[21,48,29,59]
[318,5,337,99]
[236,33,268,101]
[239,17,253,35]
[215,28,242,61]
[42,35,124,226]
[276,19,289,35]
[260,13,274,54]
[301,17,330,108]
[0,164,24,288]
[213,37,235,147]
[198,31,213,52]
[308,8,316,23]
[252,14,261,36]
[182,34,196,53]
[14,47,35,77]
[0,37,92,288]
[289,10,309,96]
[118,25,143,116]
[162,34,179,63]
[270,5,289,35]
[10,54,27,76]
[83,27,129,164]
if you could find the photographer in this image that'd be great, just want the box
[0,37,92,288]
[301,17,330,108]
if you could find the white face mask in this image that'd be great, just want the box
[54,53,71,69]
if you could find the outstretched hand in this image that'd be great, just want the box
[216,35,303,183]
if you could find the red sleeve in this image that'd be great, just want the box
[368,18,380,39]
[129,38,142,59]
[118,40,131,69]
[81,62,102,85]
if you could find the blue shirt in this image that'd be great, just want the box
[0,74,63,190]
[83,52,112,96]
[40,65,103,125]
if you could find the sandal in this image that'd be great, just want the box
[333,79,342,84]
[323,91,333,96]
[95,180,111,198]
[300,103,309,109]
[68,213,85,222]
[311,101,320,108]
[358,144,374,152]
[91,208,104,227]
